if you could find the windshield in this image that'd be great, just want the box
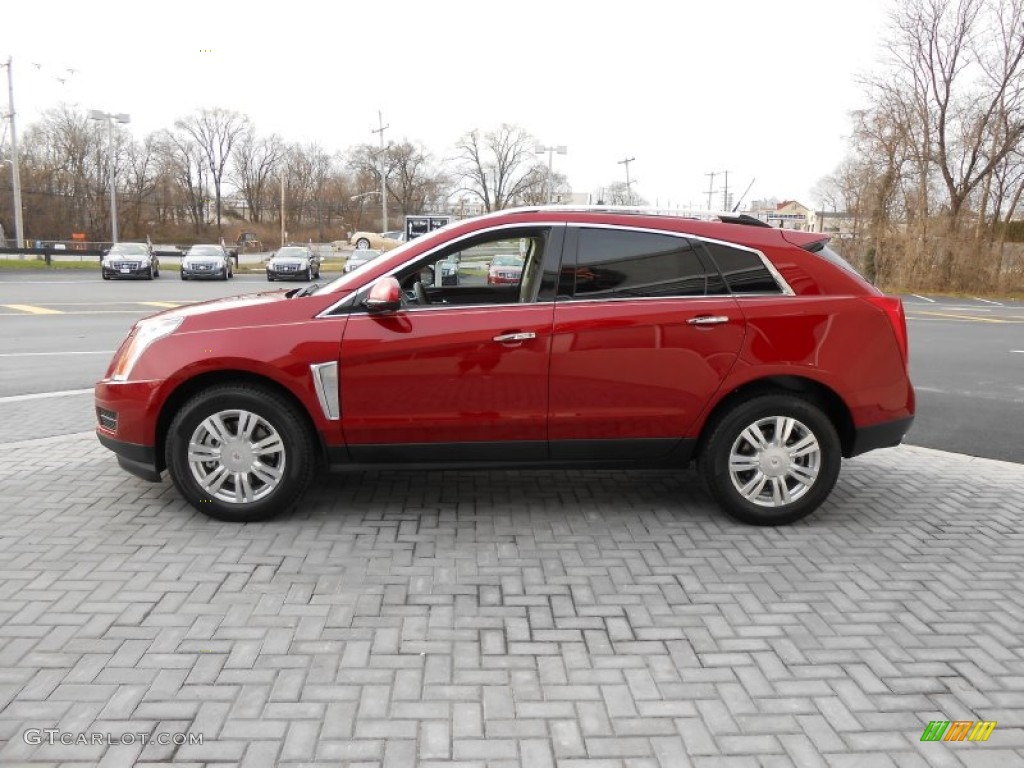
[275,247,308,258]
[315,238,419,294]
[109,243,147,255]
[491,255,523,266]
[186,246,222,256]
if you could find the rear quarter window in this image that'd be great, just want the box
[701,241,782,294]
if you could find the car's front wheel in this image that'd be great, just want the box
[356,238,370,249]
[166,384,317,522]
[698,394,841,526]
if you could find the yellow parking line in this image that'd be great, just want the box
[138,301,181,308]
[911,311,1020,323]
[1,304,64,315]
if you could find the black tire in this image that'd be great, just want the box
[698,394,841,526]
[305,267,312,281]
[154,265,160,278]
[356,238,370,249]
[165,384,317,522]
[102,273,110,280]
[221,267,229,281]
[180,272,186,280]
[267,272,274,281]
[145,266,154,280]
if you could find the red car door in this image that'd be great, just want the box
[548,226,745,459]
[338,225,563,462]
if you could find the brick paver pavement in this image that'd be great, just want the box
[0,432,1021,767]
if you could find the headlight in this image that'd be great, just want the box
[111,316,184,381]
[102,259,113,267]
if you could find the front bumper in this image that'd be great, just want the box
[267,265,310,280]
[96,431,162,482]
[102,264,152,278]
[182,263,227,279]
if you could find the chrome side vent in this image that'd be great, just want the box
[310,362,340,420]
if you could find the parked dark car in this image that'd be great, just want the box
[96,207,914,526]
[101,242,160,280]
[266,246,321,281]
[181,244,233,280]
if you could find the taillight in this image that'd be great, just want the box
[864,296,908,364]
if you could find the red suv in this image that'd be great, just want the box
[95,208,914,525]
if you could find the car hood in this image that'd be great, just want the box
[142,289,350,332]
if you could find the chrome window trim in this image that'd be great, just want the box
[570,223,795,297]
[310,362,340,420]
[316,222,567,318]
[316,220,794,318]
[694,233,796,296]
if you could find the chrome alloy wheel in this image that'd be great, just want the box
[727,416,821,507]
[187,410,286,504]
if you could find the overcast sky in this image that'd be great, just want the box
[3,0,892,211]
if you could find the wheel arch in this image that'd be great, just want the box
[154,370,325,472]
[697,376,856,458]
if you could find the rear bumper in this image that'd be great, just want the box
[96,430,162,482]
[848,415,914,457]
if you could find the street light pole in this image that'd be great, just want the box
[535,144,567,204]
[89,110,130,244]
[372,111,389,231]
[2,57,24,248]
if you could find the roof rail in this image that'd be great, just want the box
[486,204,773,226]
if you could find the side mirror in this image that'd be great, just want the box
[364,277,402,312]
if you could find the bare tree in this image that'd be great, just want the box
[174,108,251,231]
[232,130,285,223]
[453,125,546,211]
[158,128,210,233]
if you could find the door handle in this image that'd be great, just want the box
[493,331,536,343]
[687,315,730,326]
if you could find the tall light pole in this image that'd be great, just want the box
[535,144,567,204]
[89,110,130,243]
[280,174,286,248]
[371,111,388,231]
[2,57,24,248]
[617,157,636,205]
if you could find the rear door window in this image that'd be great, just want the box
[569,228,710,299]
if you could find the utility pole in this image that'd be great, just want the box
[3,57,24,248]
[705,171,717,211]
[371,111,388,231]
[721,170,730,211]
[618,157,635,204]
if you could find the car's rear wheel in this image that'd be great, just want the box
[356,238,370,249]
[698,394,841,526]
[165,384,317,522]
